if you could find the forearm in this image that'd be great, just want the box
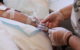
[0,10,37,26]
[0,10,28,23]
[69,35,80,50]
[0,4,26,23]
[0,3,37,26]
[59,4,73,19]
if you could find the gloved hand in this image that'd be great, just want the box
[48,27,72,46]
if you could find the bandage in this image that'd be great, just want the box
[2,8,15,19]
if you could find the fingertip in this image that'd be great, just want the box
[41,20,45,23]
[42,16,50,23]
[41,20,47,23]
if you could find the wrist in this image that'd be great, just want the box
[66,34,73,45]
[68,35,80,50]
[63,31,73,45]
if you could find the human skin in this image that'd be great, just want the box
[0,2,37,26]
[69,35,80,50]
[42,5,73,28]
[49,27,80,50]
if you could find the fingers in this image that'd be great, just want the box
[46,21,59,28]
[41,13,61,28]
[41,17,49,23]
[41,13,54,23]
[44,17,61,28]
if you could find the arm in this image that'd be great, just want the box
[0,10,36,25]
[49,27,80,50]
[69,35,80,50]
[42,4,73,28]
[59,4,73,19]
[0,10,28,23]
[0,2,27,23]
[0,3,37,26]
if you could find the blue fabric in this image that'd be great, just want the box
[0,18,41,36]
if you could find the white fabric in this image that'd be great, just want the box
[49,27,70,33]
[48,27,70,46]
[71,0,80,37]
[49,0,73,11]
[3,0,49,19]
[71,8,80,37]
[0,5,7,10]
[0,17,52,50]
[0,23,19,50]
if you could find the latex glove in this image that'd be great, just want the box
[48,27,72,46]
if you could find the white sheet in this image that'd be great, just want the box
[0,17,52,50]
